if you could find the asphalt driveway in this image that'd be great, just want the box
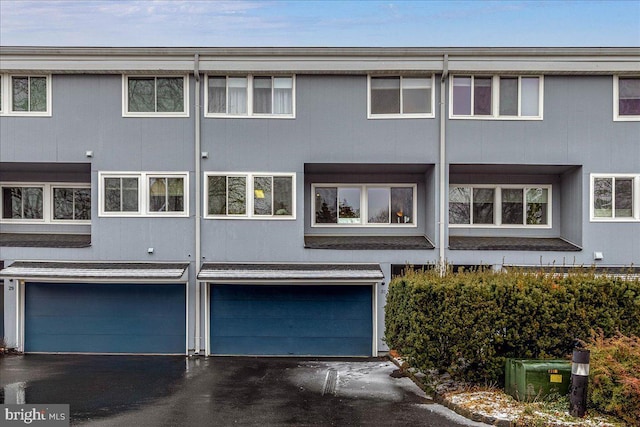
[0,355,488,426]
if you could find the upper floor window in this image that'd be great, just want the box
[591,174,639,221]
[450,75,543,120]
[205,75,295,118]
[449,185,551,227]
[312,184,416,227]
[368,76,434,118]
[1,183,90,223]
[614,76,640,121]
[0,74,51,116]
[99,172,188,216]
[205,172,295,219]
[123,76,188,117]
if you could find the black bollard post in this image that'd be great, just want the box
[569,348,590,417]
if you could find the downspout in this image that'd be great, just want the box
[194,53,201,354]
[439,54,449,275]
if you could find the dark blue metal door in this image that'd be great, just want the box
[210,284,373,356]
[25,282,186,354]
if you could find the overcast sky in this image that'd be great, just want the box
[0,0,638,47]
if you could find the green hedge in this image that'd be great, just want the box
[384,268,640,383]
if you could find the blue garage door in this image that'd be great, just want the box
[210,284,373,356]
[25,282,186,354]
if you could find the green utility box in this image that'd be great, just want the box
[505,359,572,402]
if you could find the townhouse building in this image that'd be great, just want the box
[0,47,638,357]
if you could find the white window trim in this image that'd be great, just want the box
[448,75,544,120]
[311,183,418,228]
[367,75,435,119]
[613,76,640,121]
[590,173,640,222]
[98,172,189,217]
[122,75,189,117]
[204,75,296,119]
[0,182,90,224]
[204,172,296,220]
[448,184,552,228]
[0,74,52,117]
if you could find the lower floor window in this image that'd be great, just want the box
[591,174,638,221]
[53,187,91,220]
[2,186,43,219]
[206,172,295,219]
[313,184,416,226]
[449,185,550,227]
[99,172,188,216]
[1,183,90,222]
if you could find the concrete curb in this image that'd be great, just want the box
[388,354,514,427]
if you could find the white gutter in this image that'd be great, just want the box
[193,54,201,354]
[439,54,449,275]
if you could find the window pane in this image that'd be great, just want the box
[74,188,91,220]
[12,77,29,111]
[30,77,47,112]
[128,78,155,112]
[402,77,431,114]
[338,187,361,224]
[104,178,121,212]
[449,187,470,224]
[474,77,492,115]
[208,77,227,114]
[526,188,548,225]
[53,188,74,219]
[273,176,293,215]
[499,77,518,116]
[502,188,523,224]
[593,178,612,217]
[167,178,184,212]
[23,187,43,219]
[227,176,246,215]
[149,178,167,212]
[371,77,400,114]
[208,176,227,215]
[521,77,539,116]
[367,188,390,223]
[615,178,633,217]
[122,178,139,212]
[253,77,272,114]
[473,188,494,224]
[452,77,471,115]
[156,78,184,112]
[273,77,293,114]
[391,187,413,224]
[619,78,640,116]
[315,187,337,224]
[2,187,22,218]
[228,77,247,115]
[254,176,273,215]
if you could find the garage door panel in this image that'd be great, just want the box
[27,314,184,336]
[211,284,373,356]
[25,283,186,354]
[26,333,186,354]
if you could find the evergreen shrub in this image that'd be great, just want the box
[384,267,640,383]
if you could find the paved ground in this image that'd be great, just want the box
[1,355,489,426]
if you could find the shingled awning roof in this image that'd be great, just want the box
[304,235,434,250]
[198,263,384,282]
[449,236,581,252]
[0,233,91,248]
[0,261,189,281]
[504,265,640,278]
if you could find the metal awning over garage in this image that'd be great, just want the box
[0,261,189,281]
[198,263,384,283]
